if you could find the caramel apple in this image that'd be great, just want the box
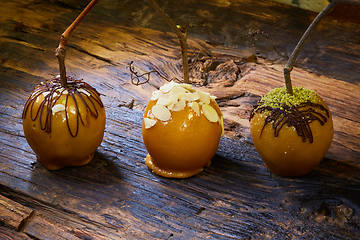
[142,81,224,178]
[249,87,333,176]
[22,0,103,170]
[248,1,341,176]
[22,76,105,170]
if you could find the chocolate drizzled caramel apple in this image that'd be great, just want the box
[250,87,333,176]
[250,2,338,176]
[142,81,224,178]
[23,77,105,170]
[22,0,104,170]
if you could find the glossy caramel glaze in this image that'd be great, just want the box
[22,77,106,170]
[250,95,333,176]
[142,100,222,178]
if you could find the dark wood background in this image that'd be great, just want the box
[0,0,359,239]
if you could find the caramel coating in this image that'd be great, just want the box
[23,79,105,170]
[142,100,222,178]
[250,96,333,176]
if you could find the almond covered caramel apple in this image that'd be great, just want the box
[22,76,105,170]
[142,81,224,178]
[249,87,333,176]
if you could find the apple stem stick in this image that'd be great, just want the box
[283,0,338,95]
[55,0,99,88]
[147,0,190,83]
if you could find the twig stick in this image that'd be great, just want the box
[55,0,99,87]
[147,0,190,83]
[283,0,338,95]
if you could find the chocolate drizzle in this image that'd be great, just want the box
[22,76,103,137]
[250,101,330,143]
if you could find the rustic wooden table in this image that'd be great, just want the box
[1,0,359,239]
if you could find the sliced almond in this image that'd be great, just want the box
[144,117,157,129]
[189,102,200,116]
[180,83,194,92]
[198,91,211,105]
[157,95,173,106]
[159,81,177,93]
[168,92,179,105]
[52,104,65,114]
[171,100,186,112]
[152,104,171,121]
[202,104,219,122]
[183,92,199,102]
[171,85,187,96]
[151,90,162,100]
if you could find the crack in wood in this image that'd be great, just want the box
[67,44,117,66]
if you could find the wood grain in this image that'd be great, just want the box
[0,0,359,239]
[0,195,33,230]
[0,226,32,240]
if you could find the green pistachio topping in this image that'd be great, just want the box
[257,86,319,109]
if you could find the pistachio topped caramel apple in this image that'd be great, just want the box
[142,81,224,178]
[22,0,104,170]
[249,87,333,176]
[250,2,337,176]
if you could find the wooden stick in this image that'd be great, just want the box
[55,0,99,87]
[147,0,190,83]
[283,0,338,95]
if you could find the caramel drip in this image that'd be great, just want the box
[250,101,329,143]
[22,76,103,137]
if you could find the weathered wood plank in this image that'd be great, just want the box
[0,0,359,239]
[0,195,33,230]
[0,226,32,240]
[23,212,90,240]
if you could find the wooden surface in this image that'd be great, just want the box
[0,0,360,239]
[0,195,33,230]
